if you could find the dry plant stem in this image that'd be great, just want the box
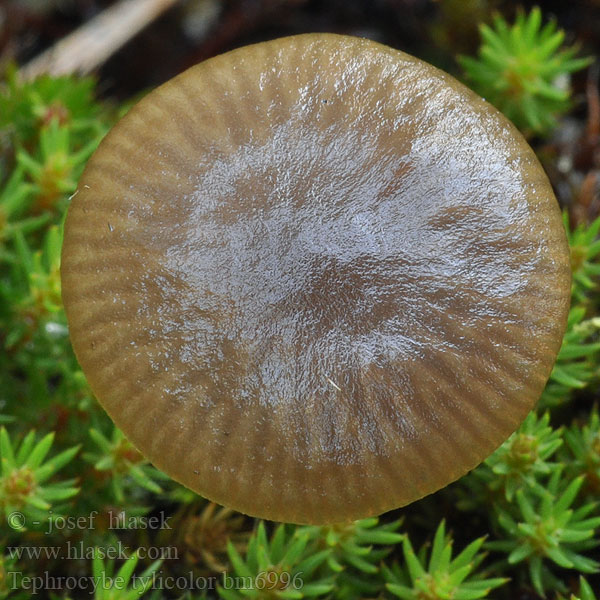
[577,171,600,222]
[586,63,600,143]
[19,0,180,81]
[575,65,600,223]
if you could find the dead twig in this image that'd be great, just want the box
[19,0,180,81]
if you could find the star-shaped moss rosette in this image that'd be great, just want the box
[488,469,600,595]
[0,165,47,261]
[89,550,161,600]
[469,412,563,502]
[382,520,507,600]
[17,119,99,214]
[0,67,103,149]
[542,305,600,407]
[178,502,250,573]
[565,213,600,303]
[0,427,79,529]
[2,225,72,404]
[83,426,165,503]
[218,522,335,600]
[459,7,591,135]
[303,517,404,598]
[564,405,600,495]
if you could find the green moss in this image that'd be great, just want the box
[459,7,591,136]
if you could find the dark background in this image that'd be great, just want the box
[2,0,599,100]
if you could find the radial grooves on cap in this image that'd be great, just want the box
[227,48,273,138]
[421,353,508,440]
[194,68,251,150]
[145,402,188,454]
[92,345,162,400]
[148,96,200,157]
[67,272,135,304]
[205,419,248,508]
[404,391,475,472]
[174,83,236,156]
[469,338,542,400]
[407,423,449,488]
[62,242,137,272]
[417,360,488,445]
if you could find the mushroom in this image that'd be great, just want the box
[61,33,571,524]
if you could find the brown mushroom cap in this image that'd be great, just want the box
[61,33,571,524]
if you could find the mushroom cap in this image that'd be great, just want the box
[61,33,571,524]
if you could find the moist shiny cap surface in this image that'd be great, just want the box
[61,33,571,524]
